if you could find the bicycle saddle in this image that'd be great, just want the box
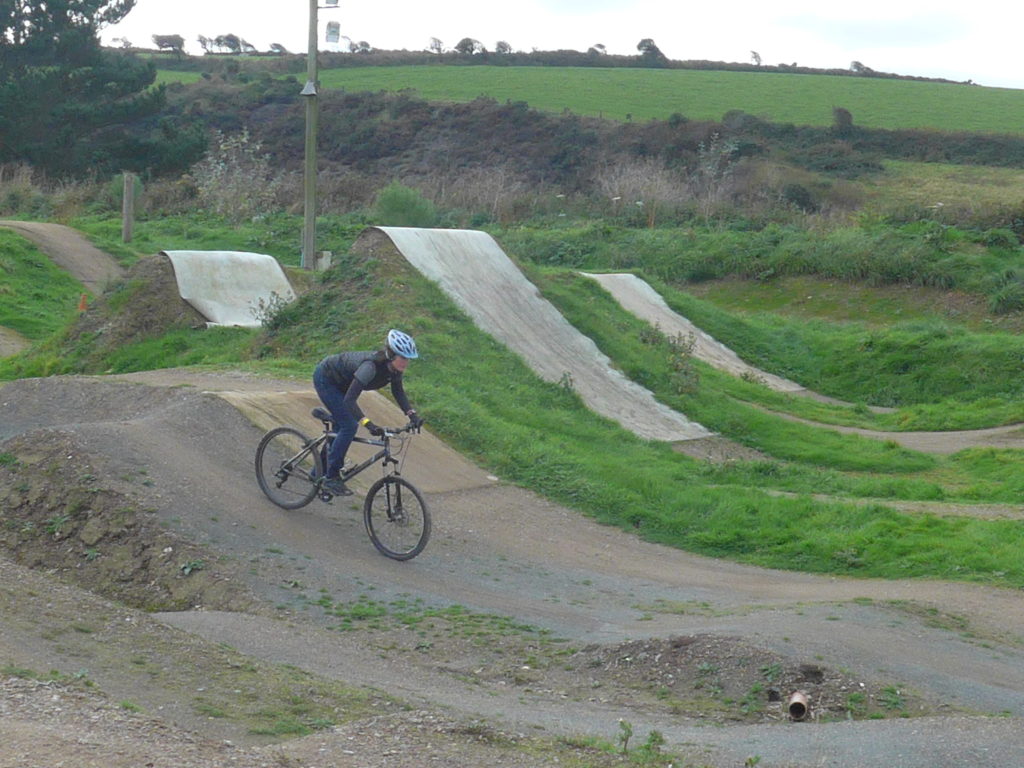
[311,407,333,423]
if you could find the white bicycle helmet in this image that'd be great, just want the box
[386,328,418,359]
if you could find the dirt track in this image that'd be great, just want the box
[4,370,1024,767]
[3,224,1024,766]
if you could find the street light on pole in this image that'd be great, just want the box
[301,0,340,270]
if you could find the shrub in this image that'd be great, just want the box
[782,183,817,213]
[980,228,1019,249]
[373,182,438,227]
[193,129,282,222]
[987,271,1024,314]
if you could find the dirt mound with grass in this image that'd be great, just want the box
[65,253,207,362]
[0,430,256,613]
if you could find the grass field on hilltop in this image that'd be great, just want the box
[156,64,1024,134]
[315,66,1024,132]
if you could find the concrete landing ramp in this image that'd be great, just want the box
[365,227,712,442]
[582,272,806,394]
[161,250,295,327]
[214,388,496,495]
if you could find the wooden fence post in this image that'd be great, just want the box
[122,172,135,243]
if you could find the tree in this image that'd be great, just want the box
[454,37,484,55]
[152,34,185,55]
[587,43,607,56]
[832,106,854,137]
[214,34,241,54]
[428,37,444,54]
[0,0,203,177]
[2,0,134,73]
[494,40,512,55]
[750,50,761,66]
[637,38,667,67]
[269,42,289,55]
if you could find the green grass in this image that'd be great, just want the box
[680,273,1024,333]
[155,69,202,86]
[494,221,1024,304]
[67,212,307,268]
[532,270,1024,504]
[866,161,1024,213]
[155,64,1024,134]
[311,65,1024,134]
[0,229,83,339]
[495,223,1024,413]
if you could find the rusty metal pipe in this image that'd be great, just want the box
[788,690,809,721]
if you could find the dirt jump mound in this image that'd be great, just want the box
[353,226,712,442]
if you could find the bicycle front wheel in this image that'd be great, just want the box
[363,476,431,560]
[255,427,320,510]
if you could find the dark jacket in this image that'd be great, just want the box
[317,351,412,421]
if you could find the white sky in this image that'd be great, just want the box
[102,0,1024,90]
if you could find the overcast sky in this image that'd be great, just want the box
[102,0,1024,90]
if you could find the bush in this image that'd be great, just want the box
[193,129,282,222]
[373,182,438,227]
[980,228,1019,249]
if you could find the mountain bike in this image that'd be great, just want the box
[254,407,431,561]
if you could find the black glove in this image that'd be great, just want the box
[407,410,424,430]
[363,420,385,437]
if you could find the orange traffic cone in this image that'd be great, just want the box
[77,293,88,312]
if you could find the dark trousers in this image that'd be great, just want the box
[313,364,358,479]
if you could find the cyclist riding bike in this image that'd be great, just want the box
[312,329,422,496]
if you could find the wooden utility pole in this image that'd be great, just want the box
[121,172,135,243]
[301,0,320,270]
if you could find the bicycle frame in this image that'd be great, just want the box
[333,433,401,482]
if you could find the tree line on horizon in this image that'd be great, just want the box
[123,28,968,88]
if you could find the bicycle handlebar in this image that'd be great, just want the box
[383,419,424,436]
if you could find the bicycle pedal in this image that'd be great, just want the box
[324,486,353,498]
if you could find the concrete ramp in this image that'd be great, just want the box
[366,227,712,442]
[162,250,295,327]
[583,272,806,394]
[214,388,495,495]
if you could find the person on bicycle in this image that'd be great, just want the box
[312,329,422,495]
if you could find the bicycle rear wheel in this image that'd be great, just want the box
[363,476,431,560]
[255,427,320,509]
